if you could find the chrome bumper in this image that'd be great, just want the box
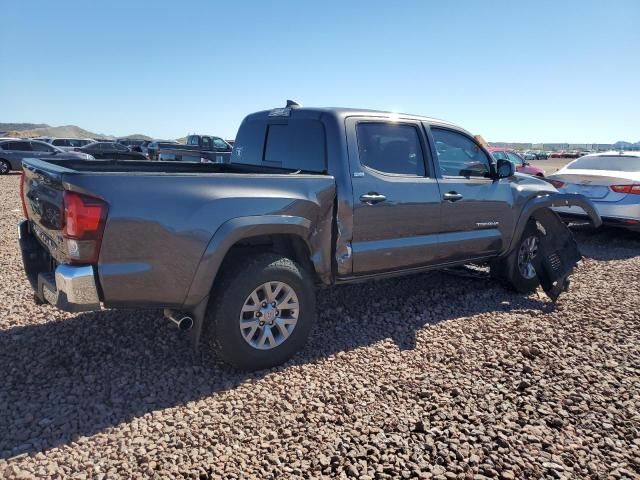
[49,265,101,312]
[19,219,101,312]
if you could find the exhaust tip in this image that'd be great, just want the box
[164,309,194,331]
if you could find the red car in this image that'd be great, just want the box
[487,147,545,177]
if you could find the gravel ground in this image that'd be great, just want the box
[1,172,639,479]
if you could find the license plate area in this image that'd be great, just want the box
[568,184,608,199]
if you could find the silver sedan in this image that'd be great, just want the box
[549,151,640,231]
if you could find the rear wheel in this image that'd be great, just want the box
[204,253,316,370]
[0,160,10,175]
[491,221,541,293]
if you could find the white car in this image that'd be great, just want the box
[548,151,640,231]
[48,138,95,151]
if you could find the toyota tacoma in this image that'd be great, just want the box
[18,102,601,370]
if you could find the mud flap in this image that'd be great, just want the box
[530,209,582,301]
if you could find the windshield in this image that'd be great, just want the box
[567,156,640,172]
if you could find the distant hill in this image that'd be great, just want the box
[118,133,153,141]
[0,122,153,141]
[2,125,110,140]
[0,123,50,134]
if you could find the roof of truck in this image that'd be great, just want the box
[255,105,472,135]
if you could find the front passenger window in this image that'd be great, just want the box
[431,128,491,178]
[356,123,425,176]
[30,142,54,152]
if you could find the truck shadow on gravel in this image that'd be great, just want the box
[0,230,635,459]
[0,272,547,459]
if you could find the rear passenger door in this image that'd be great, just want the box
[347,118,443,275]
[425,126,515,263]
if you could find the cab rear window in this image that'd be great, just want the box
[232,118,326,172]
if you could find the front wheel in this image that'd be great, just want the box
[205,254,316,370]
[491,221,541,294]
[0,160,10,175]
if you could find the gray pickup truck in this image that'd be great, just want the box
[18,103,601,370]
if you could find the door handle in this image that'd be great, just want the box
[359,193,387,205]
[443,191,463,202]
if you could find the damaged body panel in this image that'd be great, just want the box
[531,208,582,301]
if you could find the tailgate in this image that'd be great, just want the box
[22,160,67,263]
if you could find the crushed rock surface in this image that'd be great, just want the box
[0,173,639,479]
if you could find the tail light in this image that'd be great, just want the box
[20,171,29,218]
[549,179,565,189]
[610,185,640,195]
[62,191,108,263]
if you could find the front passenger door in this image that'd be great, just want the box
[427,126,515,263]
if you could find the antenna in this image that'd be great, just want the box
[286,99,302,108]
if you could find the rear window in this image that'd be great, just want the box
[567,156,640,172]
[232,118,326,172]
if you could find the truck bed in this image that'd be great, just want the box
[29,158,308,175]
[21,157,336,311]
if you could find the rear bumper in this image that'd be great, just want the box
[553,201,640,230]
[18,220,101,312]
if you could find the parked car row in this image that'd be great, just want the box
[0,133,234,173]
[488,147,545,177]
[0,140,94,174]
[548,151,589,159]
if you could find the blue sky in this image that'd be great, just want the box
[1,0,638,142]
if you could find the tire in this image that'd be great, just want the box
[491,220,541,294]
[0,159,10,175]
[204,253,316,370]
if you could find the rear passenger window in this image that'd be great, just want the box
[7,142,31,151]
[356,123,425,176]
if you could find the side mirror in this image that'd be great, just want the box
[496,158,515,179]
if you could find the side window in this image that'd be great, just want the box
[188,136,198,146]
[213,137,230,150]
[431,128,491,178]
[505,151,524,166]
[492,150,507,160]
[113,143,128,151]
[356,123,425,176]
[201,136,213,150]
[8,141,32,151]
[30,142,54,152]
